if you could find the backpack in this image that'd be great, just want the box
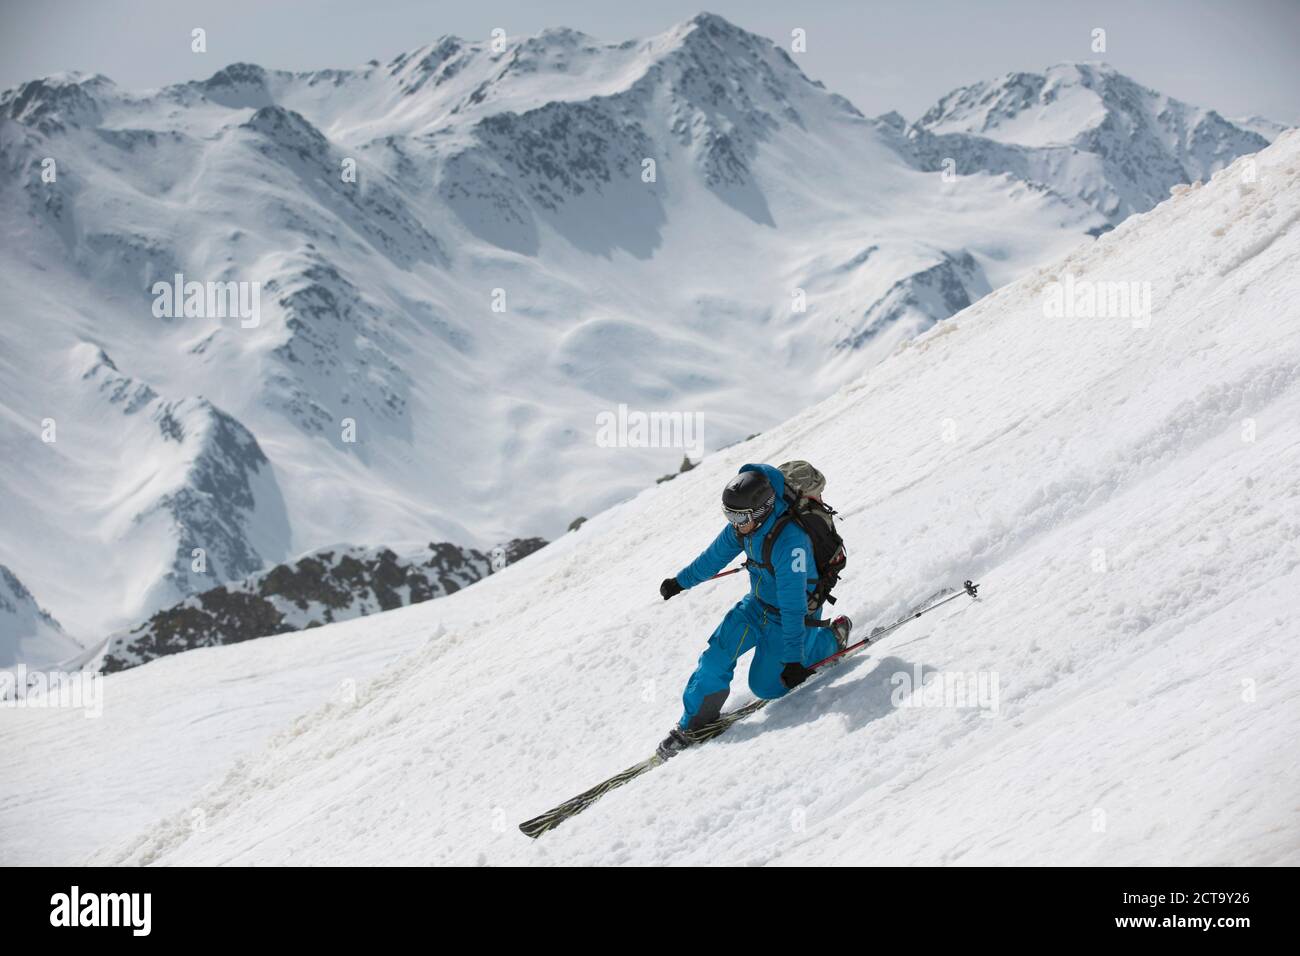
[755,461,847,616]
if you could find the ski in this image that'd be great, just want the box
[518,580,980,838]
[518,755,665,839]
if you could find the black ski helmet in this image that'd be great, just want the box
[722,470,776,528]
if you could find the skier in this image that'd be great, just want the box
[655,463,847,760]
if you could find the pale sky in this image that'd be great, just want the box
[2,0,1297,124]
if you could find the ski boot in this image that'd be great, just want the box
[655,726,693,762]
[830,614,853,651]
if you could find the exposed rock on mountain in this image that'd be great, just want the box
[98,536,548,672]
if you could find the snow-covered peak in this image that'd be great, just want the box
[915,61,1265,155]
[671,10,779,52]
[1231,113,1293,142]
[371,12,825,135]
[202,61,270,87]
[0,72,108,131]
[906,61,1269,222]
[915,62,1098,145]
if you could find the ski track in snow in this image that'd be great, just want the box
[3,133,1300,867]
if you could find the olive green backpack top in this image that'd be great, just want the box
[753,460,847,617]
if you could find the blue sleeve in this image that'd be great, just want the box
[676,525,743,588]
[773,525,814,662]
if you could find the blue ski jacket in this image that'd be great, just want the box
[674,463,820,662]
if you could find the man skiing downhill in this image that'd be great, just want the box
[656,463,847,761]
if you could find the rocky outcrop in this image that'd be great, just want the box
[98,537,548,672]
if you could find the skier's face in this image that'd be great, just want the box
[735,518,758,535]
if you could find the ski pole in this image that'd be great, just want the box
[705,566,744,581]
[810,580,979,670]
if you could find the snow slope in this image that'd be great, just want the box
[0,609,433,865]
[4,129,1294,866]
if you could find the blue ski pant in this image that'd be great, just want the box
[678,595,838,730]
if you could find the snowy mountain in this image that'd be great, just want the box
[0,16,1274,658]
[3,128,1294,866]
[1230,114,1293,142]
[94,536,546,673]
[0,565,80,668]
[904,62,1272,224]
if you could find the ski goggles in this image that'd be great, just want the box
[722,496,774,528]
[723,507,756,527]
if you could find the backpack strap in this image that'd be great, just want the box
[757,511,796,571]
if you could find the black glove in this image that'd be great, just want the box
[659,577,684,601]
[780,661,815,689]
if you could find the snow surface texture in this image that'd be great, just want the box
[4,130,1297,866]
[0,16,1274,656]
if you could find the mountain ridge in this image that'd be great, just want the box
[0,15,1278,660]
